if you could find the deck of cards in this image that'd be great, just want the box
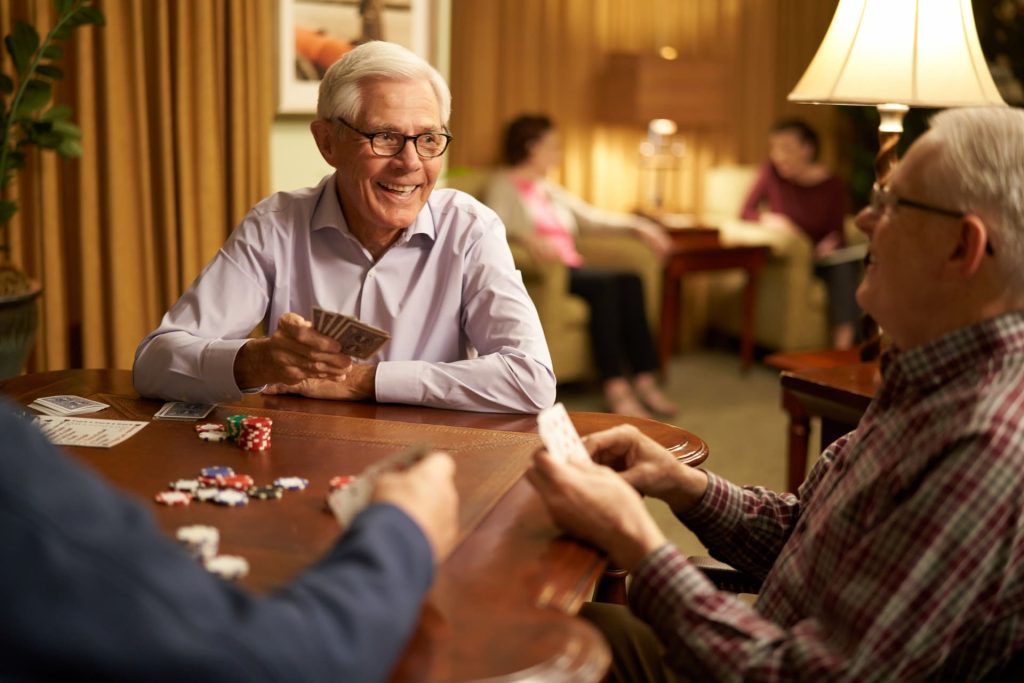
[327,444,429,528]
[312,306,391,359]
[153,401,216,421]
[537,403,590,464]
[29,395,109,417]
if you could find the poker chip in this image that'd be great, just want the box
[329,475,356,491]
[217,474,254,490]
[169,479,200,493]
[200,466,234,478]
[193,487,220,502]
[247,485,284,500]
[211,489,248,507]
[205,554,249,581]
[194,423,225,433]
[225,415,247,441]
[274,476,308,491]
[154,491,192,506]
[198,430,229,442]
[176,525,219,561]
[198,475,221,487]
[238,416,272,452]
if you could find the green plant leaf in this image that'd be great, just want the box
[52,119,80,139]
[41,104,72,121]
[0,74,12,95]
[36,64,64,80]
[57,137,82,158]
[0,200,17,225]
[55,0,75,16]
[78,6,106,27]
[5,22,40,77]
[35,131,61,148]
[16,80,52,114]
[51,24,72,41]
[41,44,63,61]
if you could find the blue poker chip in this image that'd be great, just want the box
[274,476,309,491]
[211,489,249,507]
[200,466,234,478]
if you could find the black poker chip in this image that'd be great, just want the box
[247,485,284,500]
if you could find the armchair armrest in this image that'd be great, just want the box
[508,241,570,326]
[576,231,663,328]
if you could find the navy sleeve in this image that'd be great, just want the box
[0,405,434,682]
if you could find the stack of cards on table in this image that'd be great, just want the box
[537,403,591,464]
[29,394,109,417]
[312,306,390,359]
[327,444,428,528]
[153,401,216,421]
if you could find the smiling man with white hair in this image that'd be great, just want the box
[529,106,1024,681]
[134,41,555,413]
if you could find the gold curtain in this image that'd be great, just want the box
[0,0,273,372]
[449,0,839,215]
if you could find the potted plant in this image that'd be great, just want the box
[0,0,103,378]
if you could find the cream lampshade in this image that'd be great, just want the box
[788,0,1006,185]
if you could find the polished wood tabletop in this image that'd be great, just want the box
[1,369,708,683]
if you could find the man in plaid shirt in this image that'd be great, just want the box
[529,106,1024,681]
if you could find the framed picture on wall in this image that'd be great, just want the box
[277,0,433,115]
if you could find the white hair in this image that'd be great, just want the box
[316,41,451,126]
[926,107,1024,286]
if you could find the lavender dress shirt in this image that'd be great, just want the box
[133,175,555,413]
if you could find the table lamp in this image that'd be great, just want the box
[787,0,1006,186]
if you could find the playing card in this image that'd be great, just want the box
[153,401,216,421]
[33,395,109,415]
[311,306,391,359]
[328,444,430,528]
[537,403,590,464]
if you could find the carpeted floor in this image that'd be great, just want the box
[557,349,812,558]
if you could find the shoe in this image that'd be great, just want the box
[607,392,652,419]
[634,384,678,417]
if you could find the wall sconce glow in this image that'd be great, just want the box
[658,46,678,60]
[648,118,678,137]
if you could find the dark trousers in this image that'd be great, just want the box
[813,260,861,327]
[569,268,659,381]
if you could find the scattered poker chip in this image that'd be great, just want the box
[198,430,229,443]
[205,554,249,581]
[176,525,220,561]
[217,474,254,490]
[154,491,192,506]
[274,476,309,491]
[329,475,356,491]
[200,466,234,478]
[169,479,200,493]
[193,487,220,502]
[211,489,248,507]
[198,475,221,487]
[194,423,225,433]
[247,485,284,500]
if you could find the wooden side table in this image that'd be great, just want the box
[658,228,769,373]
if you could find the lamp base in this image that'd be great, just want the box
[875,103,909,187]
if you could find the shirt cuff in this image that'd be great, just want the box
[373,360,424,405]
[629,543,718,631]
[676,471,748,547]
[203,338,254,402]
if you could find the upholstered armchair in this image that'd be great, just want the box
[444,169,662,384]
[699,165,866,351]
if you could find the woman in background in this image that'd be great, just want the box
[741,119,859,350]
[484,114,676,418]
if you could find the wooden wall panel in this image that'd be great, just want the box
[449,0,840,215]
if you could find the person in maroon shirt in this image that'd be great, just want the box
[741,119,859,349]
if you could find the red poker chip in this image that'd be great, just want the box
[155,491,192,506]
[217,474,254,490]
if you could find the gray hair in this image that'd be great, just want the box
[926,107,1024,286]
[316,41,451,126]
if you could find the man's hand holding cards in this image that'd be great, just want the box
[312,306,390,359]
[537,403,591,464]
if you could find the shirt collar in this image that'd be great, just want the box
[882,311,1024,394]
[310,173,437,246]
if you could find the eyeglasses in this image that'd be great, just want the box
[870,183,994,256]
[336,118,452,158]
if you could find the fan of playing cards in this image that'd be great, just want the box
[312,306,391,359]
[537,403,591,464]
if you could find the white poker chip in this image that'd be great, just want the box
[198,430,229,442]
[169,478,200,493]
[176,525,220,561]
[195,423,225,433]
[274,476,309,491]
[205,554,249,581]
[193,487,220,502]
[211,489,248,507]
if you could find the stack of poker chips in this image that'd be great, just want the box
[238,416,272,452]
[175,524,249,581]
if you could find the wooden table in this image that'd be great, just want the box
[0,369,708,683]
[779,361,879,492]
[658,228,769,373]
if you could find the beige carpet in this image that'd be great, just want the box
[557,350,815,558]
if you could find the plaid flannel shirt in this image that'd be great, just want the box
[630,311,1024,681]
